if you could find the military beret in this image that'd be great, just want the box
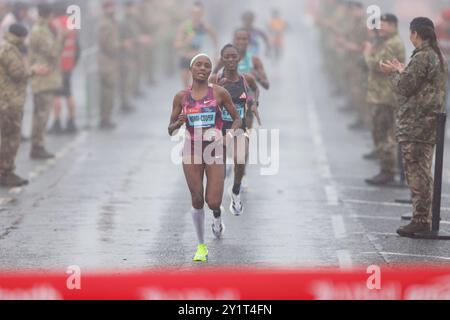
[381,13,399,25]
[8,23,28,38]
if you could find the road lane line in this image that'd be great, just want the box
[14,131,90,193]
[362,251,450,261]
[351,231,398,236]
[306,102,332,180]
[302,53,352,263]
[343,198,450,211]
[349,214,450,225]
[332,215,347,239]
[0,198,15,205]
[337,250,353,268]
[325,184,339,206]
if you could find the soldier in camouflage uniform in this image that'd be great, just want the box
[381,17,448,236]
[0,24,48,187]
[328,0,349,97]
[119,1,139,113]
[0,24,29,187]
[98,0,119,130]
[364,14,406,186]
[28,3,65,160]
[340,2,370,130]
[159,0,184,77]
[129,1,145,98]
[138,0,158,87]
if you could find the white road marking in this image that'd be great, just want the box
[349,214,450,225]
[332,215,347,239]
[13,131,90,192]
[337,250,353,268]
[362,251,450,261]
[325,184,339,206]
[338,184,403,192]
[8,188,22,195]
[343,198,450,212]
[351,231,398,236]
[339,184,450,200]
[306,102,332,180]
[301,39,351,265]
[0,197,14,205]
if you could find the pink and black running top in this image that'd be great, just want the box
[182,84,223,142]
[218,73,252,135]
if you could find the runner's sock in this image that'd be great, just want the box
[191,207,205,244]
[232,184,241,196]
[213,209,222,228]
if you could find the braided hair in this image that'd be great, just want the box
[220,43,239,57]
[410,17,445,70]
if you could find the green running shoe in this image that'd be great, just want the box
[193,244,209,262]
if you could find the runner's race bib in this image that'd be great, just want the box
[186,107,217,128]
[222,103,245,122]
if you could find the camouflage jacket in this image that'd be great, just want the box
[390,41,448,144]
[98,14,119,77]
[366,33,406,106]
[0,32,29,109]
[346,17,369,70]
[119,13,140,59]
[29,17,64,94]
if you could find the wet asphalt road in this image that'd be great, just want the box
[1,14,450,271]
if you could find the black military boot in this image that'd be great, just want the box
[363,150,378,161]
[348,120,366,131]
[48,119,63,135]
[0,172,29,188]
[338,105,353,113]
[121,104,136,114]
[99,121,117,131]
[30,146,55,160]
[365,172,395,186]
[397,221,431,237]
[65,118,78,135]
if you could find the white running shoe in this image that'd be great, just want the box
[229,189,244,216]
[211,206,225,239]
[212,220,225,239]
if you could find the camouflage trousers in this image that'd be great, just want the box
[133,52,142,94]
[120,58,134,108]
[32,92,53,149]
[0,106,23,174]
[141,45,156,84]
[400,142,434,224]
[371,104,396,175]
[349,68,369,126]
[99,72,117,123]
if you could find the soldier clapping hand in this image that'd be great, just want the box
[379,59,405,74]
[30,64,50,76]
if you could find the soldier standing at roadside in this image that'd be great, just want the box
[98,0,119,130]
[364,14,406,186]
[119,0,138,113]
[138,0,158,87]
[381,17,448,237]
[0,24,49,186]
[339,2,369,130]
[28,3,65,159]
